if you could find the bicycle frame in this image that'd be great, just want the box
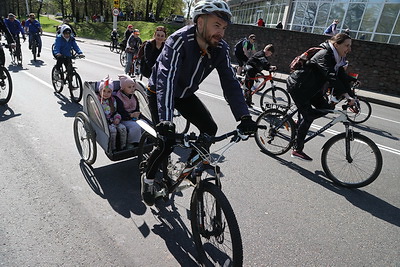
[248,73,273,96]
[278,105,354,161]
[155,131,246,198]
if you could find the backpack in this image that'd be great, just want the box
[234,38,246,54]
[136,40,148,60]
[289,47,323,72]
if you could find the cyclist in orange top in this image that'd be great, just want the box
[244,44,276,106]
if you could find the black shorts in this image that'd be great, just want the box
[235,53,248,67]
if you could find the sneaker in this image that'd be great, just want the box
[141,174,156,206]
[329,95,340,104]
[291,150,313,161]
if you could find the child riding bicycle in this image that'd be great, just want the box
[244,44,277,107]
[52,25,84,85]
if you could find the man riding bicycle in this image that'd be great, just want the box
[4,13,25,64]
[142,0,258,206]
[52,25,84,86]
[25,13,43,57]
[0,17,15,67]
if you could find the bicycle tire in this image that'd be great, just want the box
[137,132,157,173]
[190,181,243,267]
[73,111,97,165]
[69,72,83,103]
[260,86,291,111]
[0,67,13,105]
[255,109,295,155]
[173,109,190,134]
[109,41,114,52]
[120,51,127,67]
[51,65,64,93]
[347,98,372,124]
[32,40,37,61]
[321,132,382,188]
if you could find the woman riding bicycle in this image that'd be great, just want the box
[52,25,84,84]
[286,33,356,161]
[4,13,25,65]
[244,44,276,107]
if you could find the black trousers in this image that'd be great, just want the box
[146,90,217,179]
[290,91,332,151]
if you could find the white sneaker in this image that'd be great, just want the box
[329,95,339,104]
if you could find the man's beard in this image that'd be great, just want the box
[206,34,222,47]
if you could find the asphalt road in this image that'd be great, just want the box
[1,35,399,266]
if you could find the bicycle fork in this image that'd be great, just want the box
[344,123,354,163]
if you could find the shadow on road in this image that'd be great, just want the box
[54,92,82,117]
[0,104,22,121]
[150,196,199,266]
[79,158,146,218]
[265,153,400,227]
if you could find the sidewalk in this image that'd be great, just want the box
[50,32,400,109]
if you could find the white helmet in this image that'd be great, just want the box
[193,0,232,24]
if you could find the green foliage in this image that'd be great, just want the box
[42,16,184,41]
[38,15,62,33]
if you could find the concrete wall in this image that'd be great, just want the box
[225,24,400,96]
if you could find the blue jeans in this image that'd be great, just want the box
[125,52,133,74]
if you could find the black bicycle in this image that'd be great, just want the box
[30,32,40,61]
[51,55,84,103]
[9,37,23,66]
[0,46,12,105]
[255,104,382,188]
[109,38,120,53]
[137,129,249,266]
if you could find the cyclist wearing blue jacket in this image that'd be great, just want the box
[25,13,43,57]
[4,13,25,64]
[142,0,257,206]
[52,25,84,83]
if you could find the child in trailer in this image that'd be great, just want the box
[115,75,142,149]
[98,77,127,151]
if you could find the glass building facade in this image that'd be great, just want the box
[229,0,400,45]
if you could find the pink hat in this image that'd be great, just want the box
[118,74,135,89]
[99,75,113,91]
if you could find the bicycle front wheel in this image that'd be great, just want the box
[260,87,291,111]
[32,41,37,61]
[69,72,83,103]
[51,66,64,93]
[321,132,382,188]
[190,181,243,267]
[347,98,372,124]
[0,67,13,105]
[255,109,295,155]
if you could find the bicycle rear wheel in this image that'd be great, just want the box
[0,67,13,105]
[120,51,127,67]
[255,109,295,155]
[347,98,372,124]
[109,41,114,52]
[51,65,64,93]
[69,72,83,103]
[190,181,243,267]
[260,87,291,111]
[321,132,382,188]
